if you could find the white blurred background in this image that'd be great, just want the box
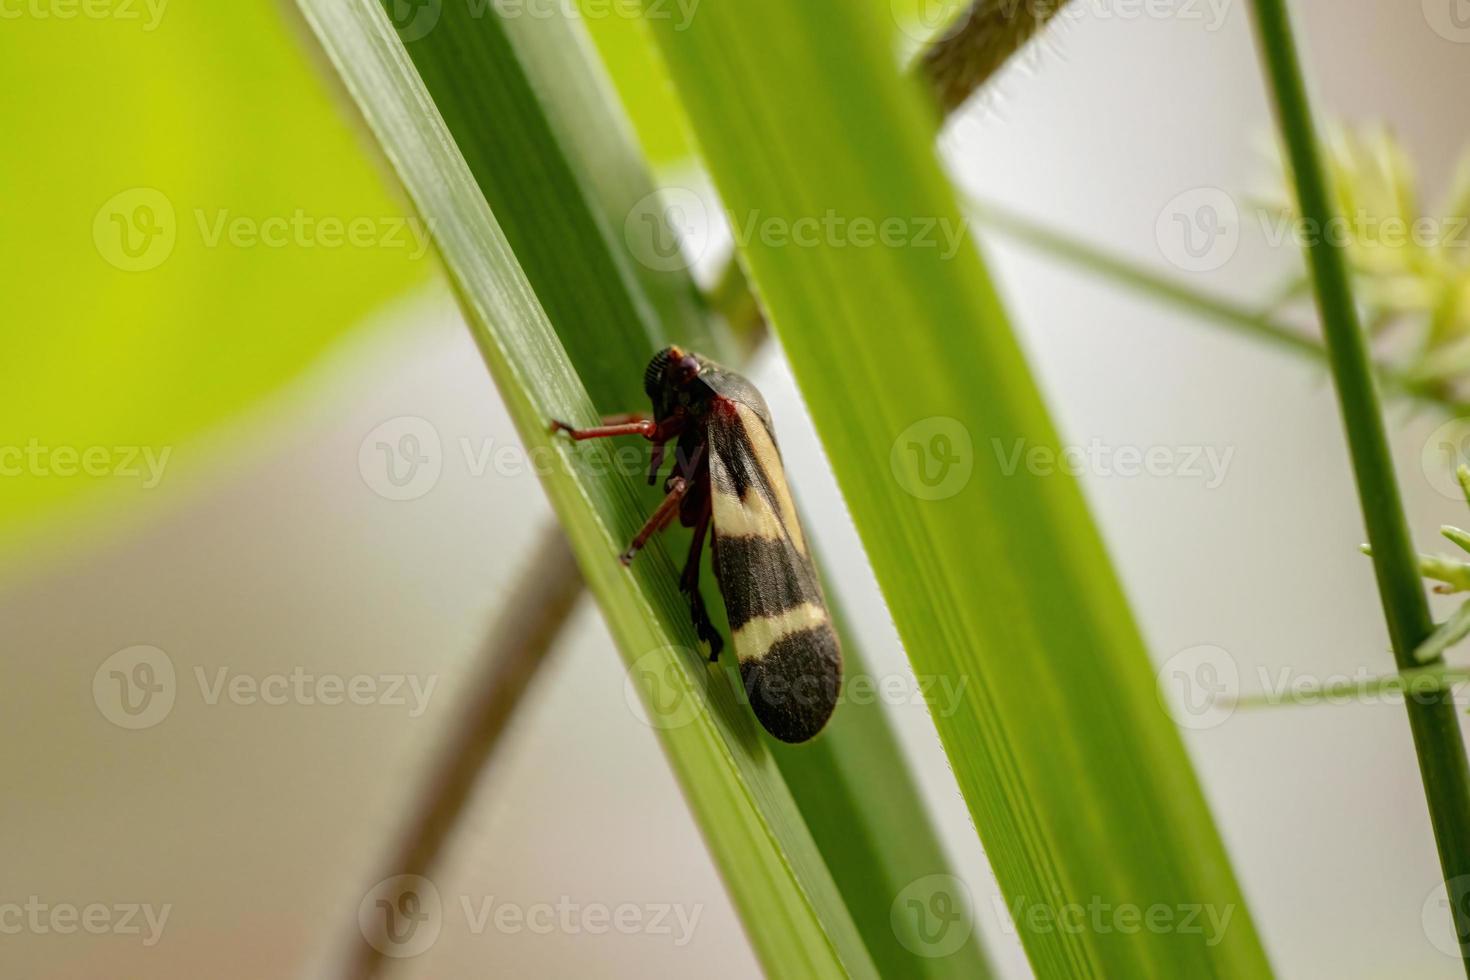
[5,2,1470,977]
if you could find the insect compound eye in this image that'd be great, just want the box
[675,354,700,385]
[643,347,674,398]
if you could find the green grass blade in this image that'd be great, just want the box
[294,2,875,976]
[374,5,994,974]
[637,1,1272,975]
[381,0,733,407]
[1249,3,1470,968]
[773,593,995,977]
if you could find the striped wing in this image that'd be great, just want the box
[708,399,841,743]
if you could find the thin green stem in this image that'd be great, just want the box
[968,197,1470,415]
[1227,663,1470,710]
[1250,0,1470,969]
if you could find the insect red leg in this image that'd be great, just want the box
[619,477,689,566]
[549,418,656,441]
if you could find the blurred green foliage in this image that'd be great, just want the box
[1263,126,1470,398]
[0,1,429,563]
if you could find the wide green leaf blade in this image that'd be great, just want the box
[771,593,995,977]
[636,1,1273,975]
[294,2,875,976]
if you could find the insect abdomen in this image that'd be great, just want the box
[734,608,841,744]
[708,398,841,742]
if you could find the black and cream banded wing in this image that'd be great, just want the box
[705,381,842,743]
[550,345,841,743]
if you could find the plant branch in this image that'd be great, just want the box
[969,197,1470,415]
[1249,0,1470,970]
[343,529,583,980]
[920,0,1071,114]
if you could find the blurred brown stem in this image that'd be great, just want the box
[343,528,583,980]
[920,0,1071,114]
